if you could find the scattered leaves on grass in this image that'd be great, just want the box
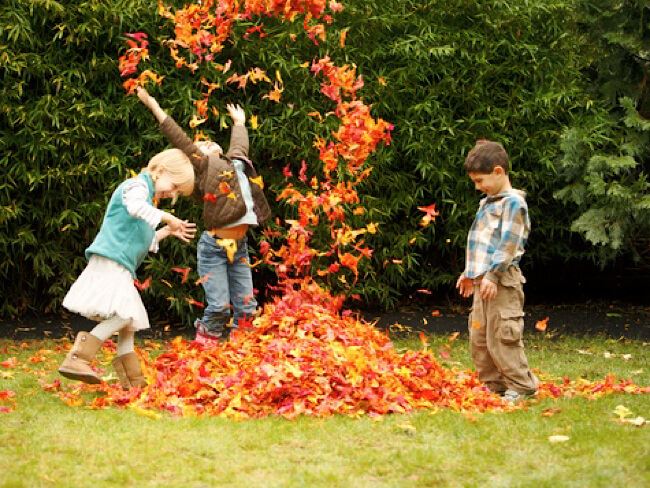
[548,435,570,443]
[541,407,562,417]
[613,405,648,427]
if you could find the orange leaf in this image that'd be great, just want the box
[171,267,191,284]
[536,317,549,332]
[133,276,152,291]
[417,203,439,227]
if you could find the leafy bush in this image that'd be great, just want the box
[555,0,650,265]
[0,0,632,321]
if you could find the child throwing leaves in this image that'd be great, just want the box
[456,140,538,403]
[136,87,271,344]
[58,149,196,388]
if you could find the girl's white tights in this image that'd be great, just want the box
[90,316,135,355]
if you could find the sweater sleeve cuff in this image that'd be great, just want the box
[485,271,501,284]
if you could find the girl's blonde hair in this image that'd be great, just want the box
[146,148,195,196]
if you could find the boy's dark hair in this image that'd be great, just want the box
[464,140,509,174]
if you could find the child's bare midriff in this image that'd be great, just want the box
[209,224,249,240]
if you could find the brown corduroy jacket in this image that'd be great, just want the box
[159,116,271,230]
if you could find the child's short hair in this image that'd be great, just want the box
[464,140,509,174]
[195,140,222,156]
[147,148,195,196]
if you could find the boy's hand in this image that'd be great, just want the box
[136,86,167,123]
[479,277,497,301]
[135,86,153,107]
[226,103,245,126]
[455,275,474,298]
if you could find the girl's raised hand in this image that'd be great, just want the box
[226,103,246,126]
[167,221,197,243]
[165,215,197,243]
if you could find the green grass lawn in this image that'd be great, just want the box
[0,333,648,487]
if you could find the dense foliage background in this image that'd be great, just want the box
[1,0,648,321]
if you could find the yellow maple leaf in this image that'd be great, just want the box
[250,114,258,130]
[249,175,264,189]
[190,115,207,128]
[216,238,237,263]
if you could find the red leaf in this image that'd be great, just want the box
[134,276,152,291]
[203,193,217,203]
[171,267,191,284]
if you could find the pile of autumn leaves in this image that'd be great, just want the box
[57,280,506,418]
[41,280,648,419]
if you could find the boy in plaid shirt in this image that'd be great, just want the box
[456,140,538,403]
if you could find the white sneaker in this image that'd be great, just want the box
[502,389,524,404]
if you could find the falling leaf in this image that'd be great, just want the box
[171,267,191,284]
[133,277,152,291]
[185,298,205,308]
[431,310,441,317]
[471,320,482,330]
[195,274,211,286]
[535,317,549,332]
[417,203,439,227]
[418,332,428,349]
[250,114,258,129]
[339,29,348,48]
[189,115,207,128]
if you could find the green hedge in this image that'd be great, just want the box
[0,0,631,321]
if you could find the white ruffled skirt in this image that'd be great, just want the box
[63,255,150,331]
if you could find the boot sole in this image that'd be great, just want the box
[58,368,102,384]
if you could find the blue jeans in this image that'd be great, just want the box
[196,232,258,337]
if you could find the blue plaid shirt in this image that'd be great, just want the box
[463,189,530,282]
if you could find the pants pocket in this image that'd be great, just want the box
[497,309,524,345]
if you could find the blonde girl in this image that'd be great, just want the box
[58,148,196,389]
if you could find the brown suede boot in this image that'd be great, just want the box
[58,332,103,384]
[112,352,146,390]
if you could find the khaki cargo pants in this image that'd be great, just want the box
[469,266,538,395]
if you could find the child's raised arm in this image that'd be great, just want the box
[136,87,206,172]
[225,103,249,161]
[136,87,167,124]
